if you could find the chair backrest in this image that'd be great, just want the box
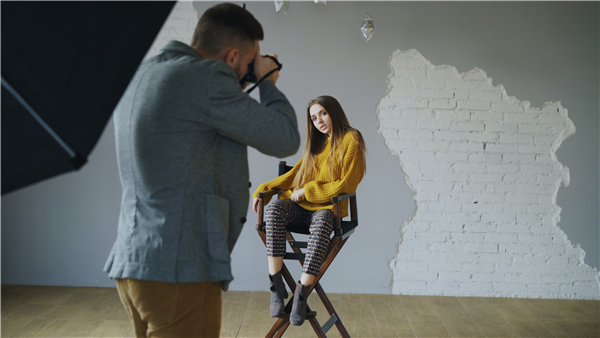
[278,161,293,176]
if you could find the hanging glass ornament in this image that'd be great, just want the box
[314,0,327,4]
[274,0,290,14]
[360,12,374,42]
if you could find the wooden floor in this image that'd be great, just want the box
[1,285,598,337]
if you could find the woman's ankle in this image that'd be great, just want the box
[300,273,315,286]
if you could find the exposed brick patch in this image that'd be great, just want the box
[378,49,599,300]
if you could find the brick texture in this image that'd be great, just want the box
[144,2,198,60]
[377,49,600,300]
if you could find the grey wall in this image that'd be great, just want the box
[2,1,598,294]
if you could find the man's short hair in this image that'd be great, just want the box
[191,3,264,56]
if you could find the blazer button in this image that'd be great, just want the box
[249,182,252,188]
[240,217,247,224]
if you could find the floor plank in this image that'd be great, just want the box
[399,295,450,338]
[88,320,133,337]
[574,299,600,318]
[12,319,68,337]
[338,294,380,337]
[2,290,47,318]
[1,316,39,337]
[74,293,122,320]
[342,312,380,337]
[2,284,599,338]
[371,295,414,338]
[429,296,486,337]
[340,294,372,314]
[27,287,78,306]
[221,291,253,338]
[486,297,554,337]
[236,292,275,338]
[1,285,21,297]
[457,297,519,338]
[544,299,600,337]
[40,293,100,320]
[72,287,116,295]
[106,306,130,322]
[517,298,588,337]
[49,316,105,337]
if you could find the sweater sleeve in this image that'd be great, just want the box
[303,133,365,204]
[252,158,303,205]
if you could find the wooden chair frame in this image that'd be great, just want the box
[255,161,358,338]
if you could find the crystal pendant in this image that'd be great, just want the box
[360,13,374,42]
[274,0,290,14]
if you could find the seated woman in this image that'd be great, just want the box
[252,95,366,326]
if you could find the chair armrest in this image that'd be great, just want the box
[331,192,357,236]
[256,190,282,232]
[257,190,282,199]
[330,192,356,204]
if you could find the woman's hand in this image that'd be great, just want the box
[252,197,259,213]
[290,188,305,203]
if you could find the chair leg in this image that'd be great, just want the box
[273,322,290,338]
[307,237,352,338]
[284,232,353,338]
[314,283,351,338]
[266,318,289,338]
[257,227,353,338]
[308,317,328,338]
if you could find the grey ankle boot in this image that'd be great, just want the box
[290,281,311,326]
[269,271,288,317]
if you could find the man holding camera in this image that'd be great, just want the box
[104,3,300,337]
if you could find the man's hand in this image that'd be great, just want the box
[254,49,280,84]
[290,189,305,203]
[252,197,259,213]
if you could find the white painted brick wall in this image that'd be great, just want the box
[144,2,198,60]
[377,49,600,300]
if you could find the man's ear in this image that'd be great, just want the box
[224,48,240,68]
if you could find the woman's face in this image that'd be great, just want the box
[309,104,332,136]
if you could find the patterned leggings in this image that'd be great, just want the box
[265,199,334,276]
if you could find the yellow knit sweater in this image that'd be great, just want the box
[253,131,365,218]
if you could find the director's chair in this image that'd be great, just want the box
[255,161,359,338]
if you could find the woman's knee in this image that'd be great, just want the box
[265,199,296,231]
[310,210,334,233]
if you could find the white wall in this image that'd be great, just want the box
[379,49,599,299]
[2,2,598,298]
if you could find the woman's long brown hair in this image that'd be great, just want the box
[293,96,366,190]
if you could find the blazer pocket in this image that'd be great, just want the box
[205,194,231,263]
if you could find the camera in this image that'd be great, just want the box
[239,55,282,87]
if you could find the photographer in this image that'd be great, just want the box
[104,3,300,337]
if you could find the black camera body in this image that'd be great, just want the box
[239,55,282,88]
[240,62,258,85]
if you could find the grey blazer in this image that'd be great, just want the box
[104,41,300,290]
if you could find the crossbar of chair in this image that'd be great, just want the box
[283,253,306,260]
[289,241,308,248]
[321,314,338,333]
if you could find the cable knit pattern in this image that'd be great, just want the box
[253,131,365,218]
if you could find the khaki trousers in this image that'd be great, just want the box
[115,278,221,338]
